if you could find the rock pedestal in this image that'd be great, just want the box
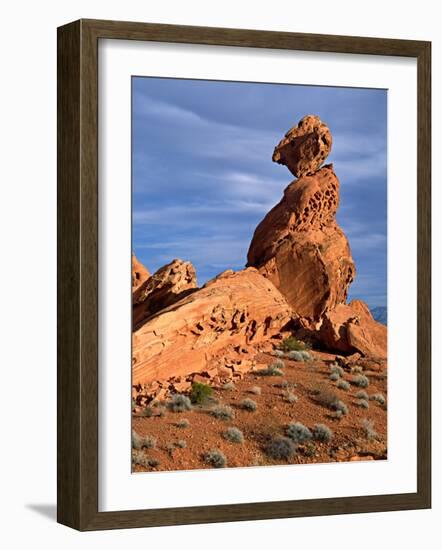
[248,117,355,327]
[248,114,386,357]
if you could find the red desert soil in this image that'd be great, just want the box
[132,351,387,472]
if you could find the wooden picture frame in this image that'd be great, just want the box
[57,18,431,531]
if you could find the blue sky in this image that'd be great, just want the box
[132,77,387,309]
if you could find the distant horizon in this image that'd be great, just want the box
[132,77,387,309]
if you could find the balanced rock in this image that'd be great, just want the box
[318,300,387,358]
[247,164,355,326]
[133,258,198,328]
[132,253,150,290]
[272,114,332,178]
[132,268,292,385]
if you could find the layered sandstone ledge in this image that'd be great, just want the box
[132,268,292,386]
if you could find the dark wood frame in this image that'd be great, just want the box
[57,18,431,531]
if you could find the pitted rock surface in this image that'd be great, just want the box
[272,114,332,178]
[132,268,292,386]
[133,259,198,328]
[247,165,355,326]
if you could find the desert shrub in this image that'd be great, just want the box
[132,449,145,466]
[150,400,167,415]
[314,387,338,406]
[132,431,156,450]
[287,350,312,362]
[370,393,386,406]
[361,418,378,440]
[313,424,333,442]
[356,399,369,409]
[286,422,312,444]
[274,380,289,388]
[223,427,244,443]
[337,379,350,391]
[265,435,296,460]
[175,418,190,428]
[222,381,235,390]
[272,349,285,358]
[249,385,261,395]
[331,399,349,415]
[240,398,258,412]
[284,390,298,403]
[167,394,193,412]
[258,363,283,376]
[211,405,235,421]
[190,381,213,404]
[351,365,364,374]
[314,387,347,414]
[132,450,160,468]
[204,449,227,468]
[330,364,345,377]
[355,390,369,400]
[329,372,340,382]
[279,336,311,352]
[303,441,316,457]
[273,359,285,369]
[139,406,154,417]
[176,439,187,449]
[351,374,370,388]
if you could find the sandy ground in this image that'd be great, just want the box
[132,352,387,472]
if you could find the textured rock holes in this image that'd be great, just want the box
[293,178,338,231]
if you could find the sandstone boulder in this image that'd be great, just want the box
[272,114,332,178]
[247,165,355,326]
[317,299,387,358]
[133,258,198,328]
[132,253,150,290]
[132,268,292,386]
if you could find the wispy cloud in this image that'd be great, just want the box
[133,199,271,226]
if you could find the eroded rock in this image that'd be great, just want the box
[247,165,355,325]
[132,253,150,290]
[317,300,387,358]
[132,268,292,386]
[272,114,332,178]
[133,258,198,328]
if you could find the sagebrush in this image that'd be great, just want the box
[204,449,227,468]
[167,394,193,412]
[223,427,244,443]
[265,435,296,460]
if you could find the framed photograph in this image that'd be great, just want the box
[57,19,431,531]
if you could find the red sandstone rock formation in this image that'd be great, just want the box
[132,268,292,386]
[317,300,387,359]
[133,258,198,328]
[247,163,355,326]
[132,253,150,290]
[247,114,385,359]
[272,114,332,178]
